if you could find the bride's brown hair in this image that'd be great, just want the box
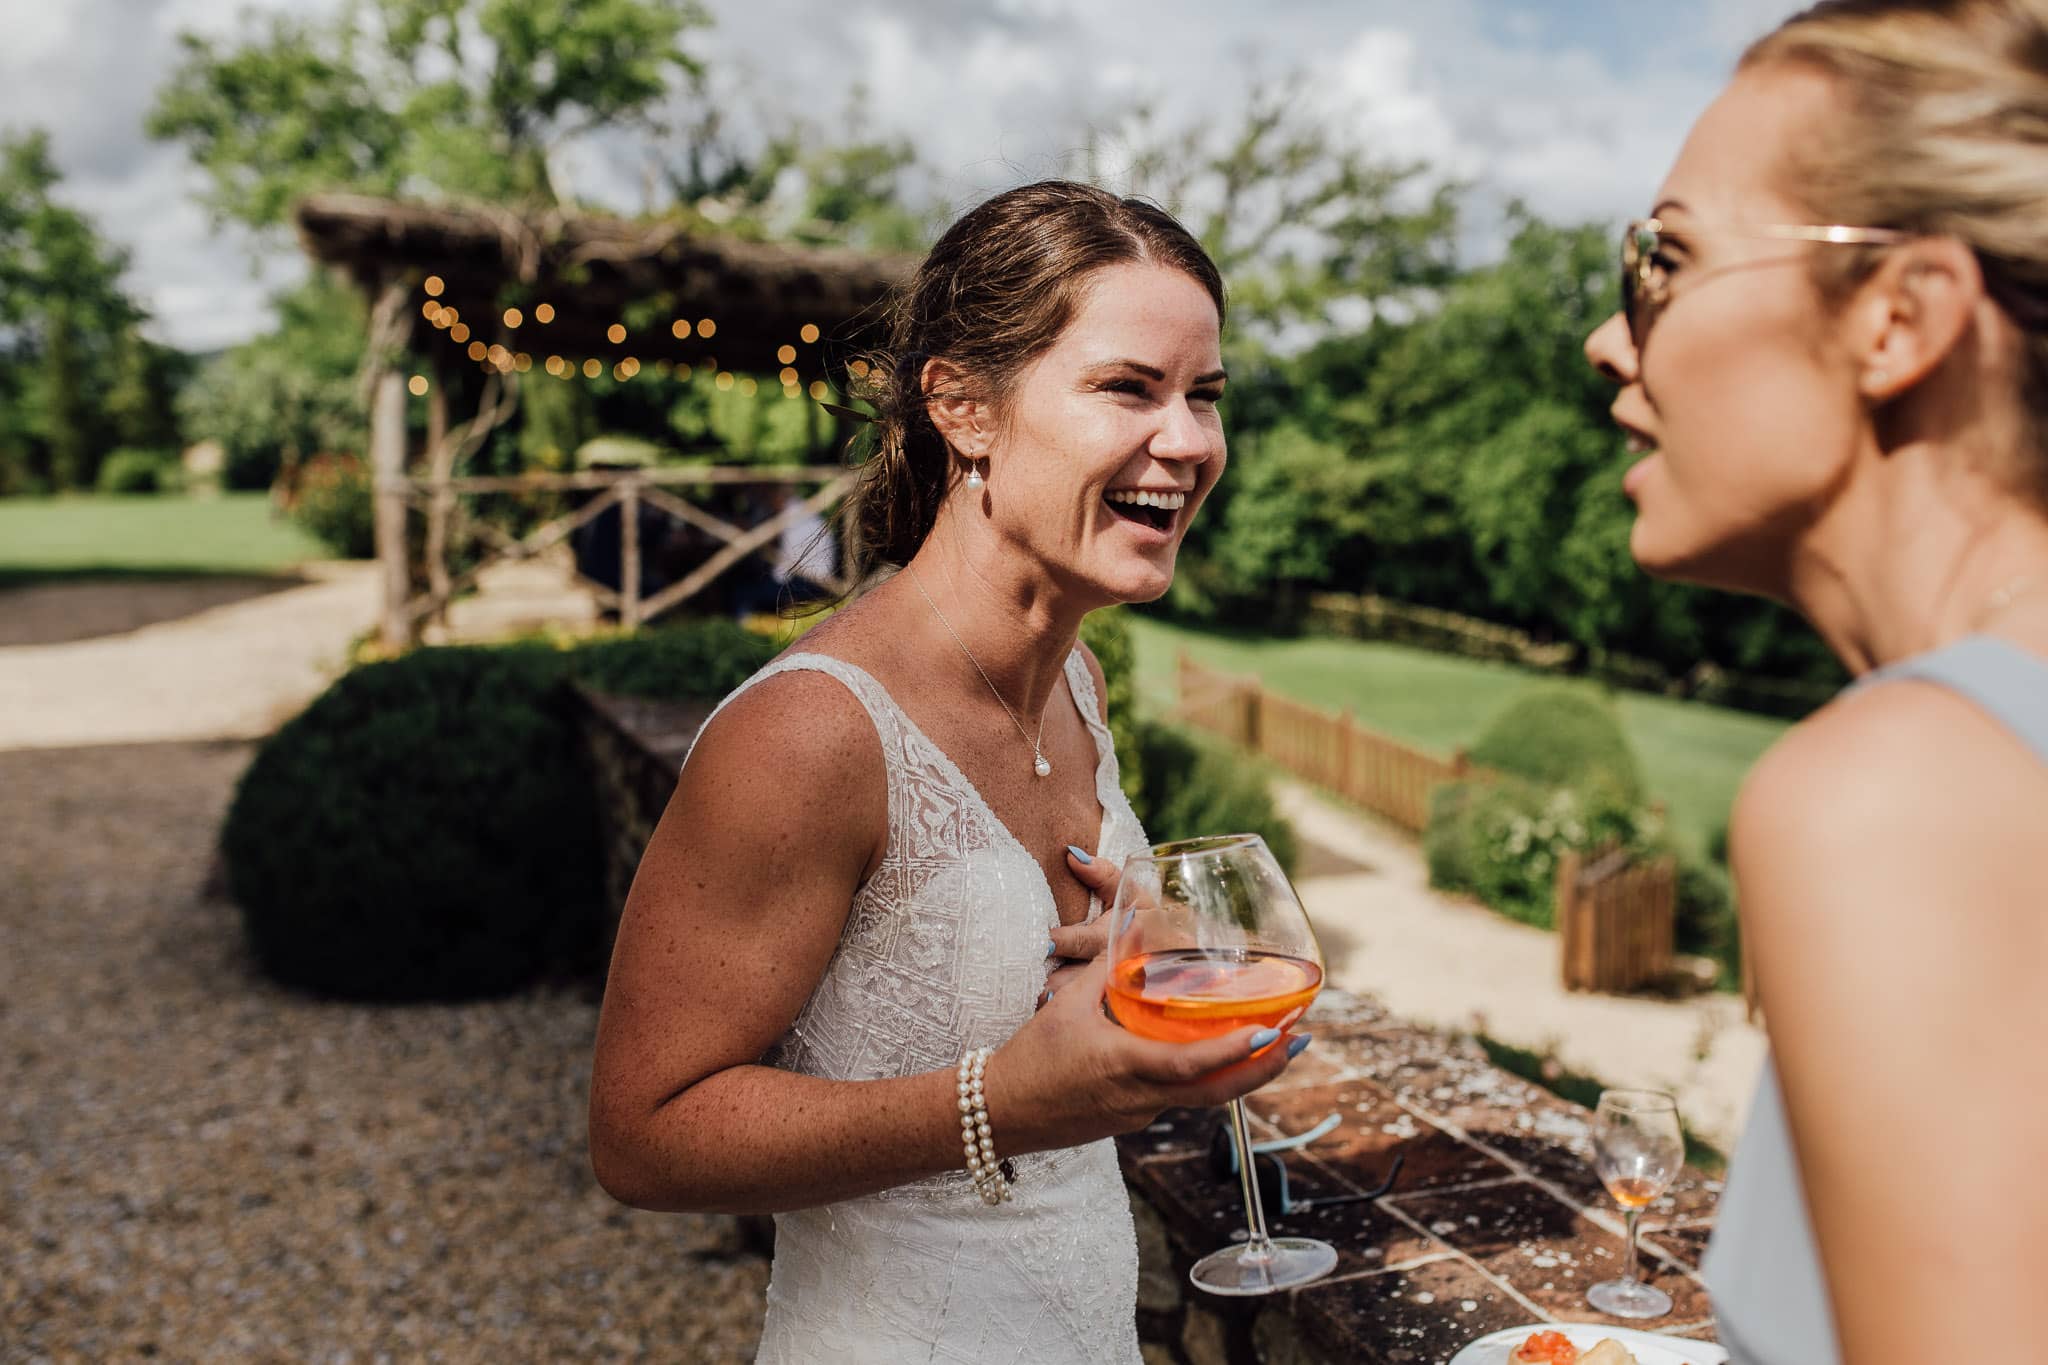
[842,180,1223,581]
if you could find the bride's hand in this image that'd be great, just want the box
[1039,846,1121,1003]
[990,953,1308,1155]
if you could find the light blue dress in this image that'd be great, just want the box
[1704,635,2048,1364]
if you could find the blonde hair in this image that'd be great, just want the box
[1744,0,2048,485]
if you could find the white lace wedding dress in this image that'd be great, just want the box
[693,649,1147,1365]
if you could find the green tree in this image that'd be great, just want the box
[1084,76,1460,345]
[0,130,164,493]
[148,0,711,229]
[178,273,369,489]
[667,86,934,252]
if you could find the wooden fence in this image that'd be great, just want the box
[1556,846,1677,994]
[374,458,852,648]
[1170,654,1477,834]
[1172,653,1685,997]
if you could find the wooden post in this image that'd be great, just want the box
[426,380,448,459]
[1337,708,1356,801]
[1556,849,1585,991]
[371,365,411,652]
[1240,679,1263,753]
[619,478,642,631]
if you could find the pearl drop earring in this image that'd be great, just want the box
[965,460,985,490]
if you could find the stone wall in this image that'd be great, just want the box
[573,685,712,957]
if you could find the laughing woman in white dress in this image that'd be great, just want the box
[586,181,1311,1363]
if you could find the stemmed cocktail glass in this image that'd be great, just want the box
[1104,834,1334,1296]
[1586,1088,1684,1319]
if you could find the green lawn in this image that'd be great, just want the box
[0,493,329,586]
[1128,614,1795,858]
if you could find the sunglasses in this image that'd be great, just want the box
[1206,1114,1404,1218]
[1620,216,1909,351]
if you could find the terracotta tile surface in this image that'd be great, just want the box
[1295,1255,1533,1363]
[1249,1079,1511,1194]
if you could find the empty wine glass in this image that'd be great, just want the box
[1104,834,1334,1296]
[1586,1088,1684,1319]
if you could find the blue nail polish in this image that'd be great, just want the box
[1286,1034,1313,1059]
[1045,939,1058,957]
[1248,1028,1280,1051]
[1066,844,1093,864]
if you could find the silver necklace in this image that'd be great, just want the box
[907,567,1053,778]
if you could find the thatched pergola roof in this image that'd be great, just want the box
[294,193,915,378]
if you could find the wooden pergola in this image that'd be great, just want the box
[293,193,915,647]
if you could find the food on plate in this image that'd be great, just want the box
[1579,1342,1640,1365]
[1511,1332,1579,1363]
[1509,1332,1642,1365]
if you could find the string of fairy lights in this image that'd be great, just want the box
[407,273,855,403]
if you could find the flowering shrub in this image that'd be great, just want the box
[287,452,374,558]
[1427,777,1661,929]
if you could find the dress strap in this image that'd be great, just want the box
[1856,635,2048,765]
[1065,649,1124,783]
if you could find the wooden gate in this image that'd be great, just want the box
[1556,846,1677,993]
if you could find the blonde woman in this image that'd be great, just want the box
[1584,3,2048,1361]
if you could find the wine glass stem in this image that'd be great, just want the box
[1622,1205,1641,1284]
[1226,1097,1276,1259]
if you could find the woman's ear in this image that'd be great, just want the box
[921,357,988,459]
[1857,237,1984,401]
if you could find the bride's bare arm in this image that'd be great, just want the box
[587,671,1304,1215]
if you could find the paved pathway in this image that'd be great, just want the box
[0,562,379,750]
[1279,779,1766,1151]
[0,555,602,752]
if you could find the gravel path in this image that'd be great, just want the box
[0,741,770,1363]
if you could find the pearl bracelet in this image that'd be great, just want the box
[956,1046,1011,1205]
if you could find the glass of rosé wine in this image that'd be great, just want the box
[1104,834,1333,1295]
[1586,1088,1684,1319]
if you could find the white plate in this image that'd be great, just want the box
[1448,1322,1730,1365]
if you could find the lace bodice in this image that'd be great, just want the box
[689,647,1149,1365]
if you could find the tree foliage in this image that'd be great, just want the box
[1088,75,1460,346]
[1186,205,1840,687]
[177,273,369,489]
[0,130,182,494]
[148,0,711,228]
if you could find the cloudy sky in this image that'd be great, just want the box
[0,0,1801,353]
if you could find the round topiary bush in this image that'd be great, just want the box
[222,645,604,1000]
[96,447,176,495]
[1466,687,1645,803]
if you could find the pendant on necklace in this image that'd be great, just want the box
[1034,755,1053,779]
